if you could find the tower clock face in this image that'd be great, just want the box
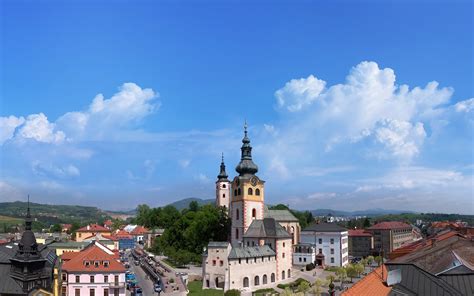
[250,176,258,186]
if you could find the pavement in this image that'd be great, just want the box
[127,255,158,296]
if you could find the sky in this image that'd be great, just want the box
[0,0,473,214]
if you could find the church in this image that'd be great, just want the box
[202,124,300,292]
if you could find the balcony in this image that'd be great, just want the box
[109,282,125,288]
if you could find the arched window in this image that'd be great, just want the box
[254,275,260,286]
[252,208,257,219]
[271,273,275,282]
[234,189,237,196]
[291,226,295,244]
[236,228,239,239]
[222,184,226,188]
[255,188,260,196]
[288,269,291,278]
[248,188,253,195]
[237,188,241,195]
[222,193,225,198]
[263,274,267,285]
[282,270,285,280]
[236,209,240,220]
[215,277,219,288]
[243,277,249,288]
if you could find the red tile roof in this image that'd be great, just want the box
[104,220,113,226]
[130,225,148,235]
[342,265,391,296]
[77,224,110,232]
[114,230,133,239]
[62,244,125,273]
[368,221,411,230]
[349,229,373,237]
[61,251,79,261]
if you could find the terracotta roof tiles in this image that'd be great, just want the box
[342,265,391,296]
[368,221,411,230]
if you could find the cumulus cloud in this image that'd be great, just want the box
[275,75,326,112]
[0,116,25,144]
[18,113,66,143]
[32,161,80,178]
[454,98,474,113]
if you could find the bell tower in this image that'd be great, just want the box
[216,153,230,210]
[231,122,265,246]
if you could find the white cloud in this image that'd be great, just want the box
[0,116,25,144]
[275,75,326,112]
[454,98,474,113]
[195,173,211,184]
[18,113,65,143]
[0,181,24,201]
[32,161,80,178]
[179,159,191,168]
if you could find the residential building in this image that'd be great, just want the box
[366,221,414,256]
[299,222,349,267]
[48,241,89,256]
[348,229,374,258]
[61,241,126,296]
[0,203,58,295]
[75,224,112,242]
[292,243,316,266]
[112,230,135,250]
[203,125,295,293]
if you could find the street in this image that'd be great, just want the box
[127,254,158,296]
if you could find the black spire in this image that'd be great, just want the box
[14,195,40,260]
[235,121,258,176]
[217,153,229,181]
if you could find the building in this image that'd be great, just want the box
[61,241,126,296]
[298,222,349,267]
[202,124,296,293]
[48,241,89,256]
[0,202,58,295]
[292,244,316,267]
[348,229,374,258]
[366,222,414,256]
[75,224,112,242]
[112,230,135,250]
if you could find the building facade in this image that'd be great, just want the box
[299,222,349,267]
[75,224,112,242]
[216,154,231,210]
[366,222,414,256]
[348,229,374,258]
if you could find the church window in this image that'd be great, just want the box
[223,184,226,188]
[256,188,260,196]
[236,209,240,220]
[282,270,285,280]
[254,275,260,286]
[283,242,285,247]
[271,273,275,282]
[288,269,291,278]
[222,194,225,198]
[252,208,257,219]
[234,189,237,196]
[263,274,268,285]
[236,228,239,239]
[238,188,241,195]
[248,188,253,195]
[243,277,249,287]
[282,252,285,258]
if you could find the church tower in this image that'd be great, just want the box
[231,123,265,246]
[216,153,230,210]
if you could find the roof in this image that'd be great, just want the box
[48,241,89,249]
[439,274,474,296]
[303,222,347,233]
[228,245,276,259]
[130,225,149,235]
[77,224,110,232]
[368,221,412,230]
[349,229,373,237]
[62,244,125,273]
[342,265,391,296]
[244,218,292,239]
[208,241,230,248]
[264,209,298,222]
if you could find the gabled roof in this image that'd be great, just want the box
[368,221,411,230]
[264,208,299,222]
[62,243,125,273]
[130,225,149,235]
[349,229,373,237]
[208,241,230,248]
[303,222,347,233]
[229,245,276,259]
[342,265,390,296]
[244,218,291,239]
[77,224,110,232]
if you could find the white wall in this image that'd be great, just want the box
[300,231,349,267]
[66,272,126,296]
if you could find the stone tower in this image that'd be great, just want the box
[231,123,265,246]
[216,153,230,210]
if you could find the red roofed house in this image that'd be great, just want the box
[366,222,414,256]
[103,220,113,230]
[61,241,126,296]
[62,224,72,233]
[75,224,112,242]
[348,229,374,258]
[129,226,149,244]
[342,265,390,296]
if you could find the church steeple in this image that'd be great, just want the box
[217,153,229,181]
[14,195,40,260]
[235,121,258,176]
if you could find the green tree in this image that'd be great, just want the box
[367,255,375,267]
[375,256,383,266]
[50,223,62,232]
[312,279,326,296]
[346,264,358,282]
[363,217,371,228]
[355,263,365,277]
[189,201,200,212]
[298,280,310,294]
[335,267,347,283]
[224,290,241,296]
[326,274,336,283]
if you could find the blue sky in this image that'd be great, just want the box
[1,0,472,213]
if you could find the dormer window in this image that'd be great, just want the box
[84,261,90,267]
[94,261,100,267]
[103,261,109,267]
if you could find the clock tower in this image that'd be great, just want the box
[216,153,230,210]
[231,123,265,246]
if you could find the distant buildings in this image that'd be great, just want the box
[366,221,414,255]
[61,241,126,296]
[298,222,349,267]
[348,229,374,258]
[75,224,112,242]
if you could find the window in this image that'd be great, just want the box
[243,277,249,287]
[282,252,285,258]
[212,260,216,266]
[104,289,109,296]
[254,275,260,286]
[62,273,66,281]
[319,248,322,254]
[94,261,99,267]
[114,275,119,284]
[304,257,307,262]
[104,275,108,283]
[103,261,109,267]
[256,188,260,196]
[90,275,94,283]
[248,188,253,195]
[234,189,237,196]
[282,270,286,280]
[318,238,322,244]
[75,289,80,296]
[246,258,249,264]
[263,274,267,285]
[61,286,67,296]
[331,248,334,255]
[252,208,257,219]
[236,228,239,239]
[239,258,241,264]
[90,289,95,296]
[220,260,224,266]
[247,241,250,247]
[114,289,119,296]
[238,188,241,195]
[271,273,275,282]
[84,260,90,267]
[331,257,334,263]
[222,194,225,198]
[252,241,255,246]
[330,238,334,244]
[222,184,226,188]
[76,276,80,283]
[236,209,240,220]
[283,242,286,247]
[299,257,302,262]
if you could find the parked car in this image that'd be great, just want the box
[134,287,143,296]
[154,283,162,292]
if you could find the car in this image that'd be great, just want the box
[134,287,143,296]
[154,283,162,292]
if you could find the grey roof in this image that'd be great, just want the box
[386,263,464,296]
[208,241,230,248]
[439,274,474,296]
[264,209,298,222]
[302,222,347,232]
[48,241,89,249]
[229,245,276,259]
[244,218,291,239]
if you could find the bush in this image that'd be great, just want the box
[306,263,315,271]
[224,289,241,296]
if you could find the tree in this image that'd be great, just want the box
[298,280,310,294]
[363,217,371,228]
[335,267,347,283]
[50,223,61,232]
[355,263,365,277]
[224,290,240,296]
[326,274,336,283]
[367,255,375,267]
[281,287,293,296]
[189,201,200,212]
[346,264,358,282]
[312,279,326,296]
[375,256,383,266]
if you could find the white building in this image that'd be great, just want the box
[298,222,349,267]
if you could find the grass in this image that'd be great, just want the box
[324,266,339,272]
[253,288,279,295]
[277,278,310,290]
[188,280,223,296]
[0,215,22,233]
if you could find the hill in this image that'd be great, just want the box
[167,197,214,210]
[311,208,416,217]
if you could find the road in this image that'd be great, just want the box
[126,252,160,296]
